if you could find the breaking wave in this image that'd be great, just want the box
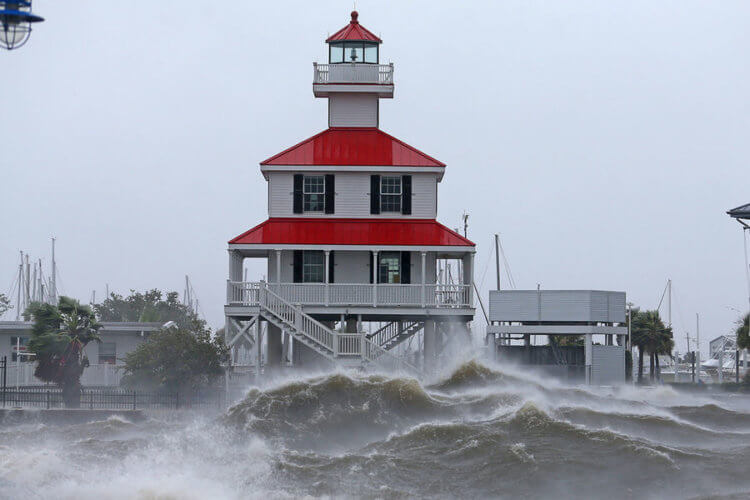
[3,359,750,499]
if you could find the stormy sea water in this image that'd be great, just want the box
[2,360,750,499]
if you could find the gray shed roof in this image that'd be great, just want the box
[727,202,750,220]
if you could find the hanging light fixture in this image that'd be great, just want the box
[0,1,44,50]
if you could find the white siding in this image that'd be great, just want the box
[328,94,378,128]
[267,171,438,219]
[266,250,437,285]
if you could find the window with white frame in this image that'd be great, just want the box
[303,251,326,283]
[303,175,325,212]
[380,176,401,213]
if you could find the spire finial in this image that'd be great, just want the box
[351,10,359,23]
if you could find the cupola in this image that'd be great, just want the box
[326,11,381,64]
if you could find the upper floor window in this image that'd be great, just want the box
[303,175,325,212]
[294,174,334,214]
[380,176,402,213]
[370,174,412,215]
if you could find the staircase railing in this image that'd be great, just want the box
[257,284,421,376]
[367,321,420,348]
[259,285,334,354]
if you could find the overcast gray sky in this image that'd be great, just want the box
[2,1,748,353]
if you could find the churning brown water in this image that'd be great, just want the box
[2,360,750,499]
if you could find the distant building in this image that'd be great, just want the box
[487,290,627,385]
[0,321,161,386]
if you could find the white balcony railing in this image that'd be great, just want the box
[313,63,394,85]
[227,282,473,309]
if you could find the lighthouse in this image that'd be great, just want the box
[225,11,475,375]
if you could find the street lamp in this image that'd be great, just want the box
[0,1,44,50]
[727,202,750,312]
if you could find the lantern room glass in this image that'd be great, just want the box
[329,41,378,64]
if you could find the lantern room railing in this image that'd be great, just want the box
[313,63,394,85]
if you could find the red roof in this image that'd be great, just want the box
[327,11,381,43]
[229,218,474,246]
[261,128,445,167]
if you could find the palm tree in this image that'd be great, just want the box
[26,297,101,407]
[736,312,749,350]
[631,310,673,384]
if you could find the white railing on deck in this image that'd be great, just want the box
[313,63,394,85]
[228,282,473,309]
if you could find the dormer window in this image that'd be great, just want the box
[329,41,378,64]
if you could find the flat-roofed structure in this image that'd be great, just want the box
[487,290,627,385]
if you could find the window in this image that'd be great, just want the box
[303,175,325,212]
[329,44,344,63]
[99,342,116,364]
[379,252,401,284]
[303,251,325,283]
[343,42,364,63]
[364,44,378,64]
[10,336,30,362]
[380,176,402,213]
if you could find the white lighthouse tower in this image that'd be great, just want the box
[225,11,475,375]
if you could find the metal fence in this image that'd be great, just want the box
[0,357,225,410]
[1,386,225,410]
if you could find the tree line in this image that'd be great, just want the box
[21,290,227,408]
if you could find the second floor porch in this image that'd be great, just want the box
[227,281,472,310]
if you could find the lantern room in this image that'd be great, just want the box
[326,11,381,64]
[314,11,393,99]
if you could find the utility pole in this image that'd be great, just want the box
[696,313,701,383]
[494,234,501,291]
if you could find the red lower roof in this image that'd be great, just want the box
[229,218,474,247]
[261,128,445,167]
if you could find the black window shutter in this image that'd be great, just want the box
[401,175,412,215]
[293,174,304,214]
[293,250,303,283]
[324,174,335,214]
[401,251,411,284]
[370,175,381,214]
[328,251,335,283]
[369,251,374,284]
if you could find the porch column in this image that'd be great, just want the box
[372,251,378,307]
[421,252,426,307]
[585,333,593,385]
[276,250,282,284]
[462,252,475,307]
[228,250,244,303]
[324,250,330,306]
